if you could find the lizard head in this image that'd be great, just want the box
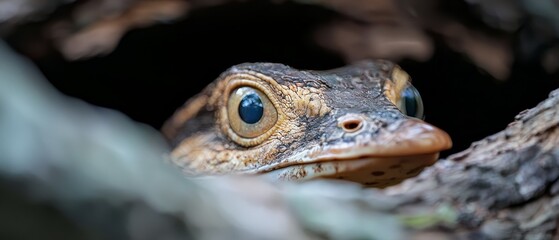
[163,60,452,187]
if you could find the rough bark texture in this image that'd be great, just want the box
[383,88,559,239]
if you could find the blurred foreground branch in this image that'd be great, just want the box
[2,35,559,239]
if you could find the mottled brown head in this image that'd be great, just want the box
[163,60,451,187]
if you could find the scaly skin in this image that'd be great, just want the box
[163,60,452,187]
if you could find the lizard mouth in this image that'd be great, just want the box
[264,154,440,188]
[262,119,452,187]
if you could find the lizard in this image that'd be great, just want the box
[162,60,452,187]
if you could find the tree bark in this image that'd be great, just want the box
[383,88,559,239]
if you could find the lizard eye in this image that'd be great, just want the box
[227,86,278,138]
[398,85,424,119]
[238,92,263,124]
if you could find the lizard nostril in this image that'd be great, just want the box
[340,119,363,133]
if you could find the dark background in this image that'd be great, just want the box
[8,1,559,157]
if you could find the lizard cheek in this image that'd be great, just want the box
[227,86,278,139]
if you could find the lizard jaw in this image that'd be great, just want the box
[260,119,451,187]
[262,153,439,188]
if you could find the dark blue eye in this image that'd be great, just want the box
[228,86,278,139]
[399,85,424,119]
[238,92,264,124]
